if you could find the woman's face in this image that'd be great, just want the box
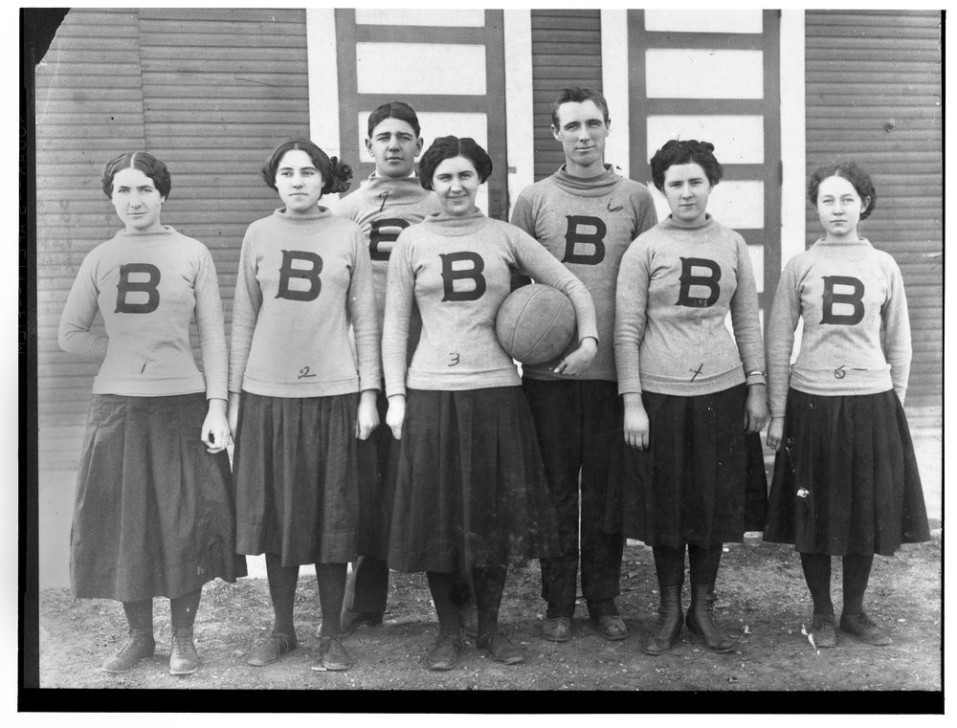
[816,175,867,241]
[432,155,480,217]
[275,149,324,215]
[111,167,165,233]
[662,162,712,228]
[366,118,422,179]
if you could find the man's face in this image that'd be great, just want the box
[551,99,609,172]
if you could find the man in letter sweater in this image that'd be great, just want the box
[510,87,657,642]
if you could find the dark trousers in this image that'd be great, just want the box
[346,555,389,614]
[348,392,394,615]
[523,378,624,618]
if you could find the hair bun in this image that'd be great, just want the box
[328,157,353,194]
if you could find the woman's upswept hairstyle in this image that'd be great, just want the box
[101,152,171,199]
[367,100,421,138]
[261,138,353,196]
[807,160,877,220]
[650,139,723,191]
[418,136,493,190]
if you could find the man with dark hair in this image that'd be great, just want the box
[511,87,658,643]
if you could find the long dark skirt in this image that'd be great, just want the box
[606,384,768,548]
[70,393,246,602]
[388,387,560,573]
[355,390,398,562]
[233,391,359,565]
[764,388,930,556]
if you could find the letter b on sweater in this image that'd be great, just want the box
[276,250,322,302]
[369,218,410,261]
[821,276,865,325]
[562,216,606,265]
[440,252,486,301]
[676,257,721,308]
[114,263,161,314]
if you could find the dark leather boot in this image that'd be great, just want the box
[642,584,683,656]
[169,626,199,675]
[686,584,733,653]
[101,628,155,674]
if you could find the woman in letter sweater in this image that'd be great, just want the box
[59,152,245,676]
[382,136,598,670]
[229,139,380,673]
[610,139,769,655]
[764,161,929,648]
[333,102,474,637]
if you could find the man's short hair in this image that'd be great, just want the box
[550,87,611,129]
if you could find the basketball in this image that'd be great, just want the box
[496,284,576,365]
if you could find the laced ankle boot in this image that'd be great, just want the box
[642,584,683,656]
[103,600,155,674]
[685,584,733,653]
[101,628,155,673]
[169,626,199,675]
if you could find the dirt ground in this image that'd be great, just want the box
[34,533,941,710]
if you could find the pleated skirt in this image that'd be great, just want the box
[355,390,398,561]
[606,384,768,548]
[233,391,358,565]
[764,388,930,555]
[388,387,561,573]
[70,393,246,602]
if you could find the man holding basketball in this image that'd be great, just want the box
[510,87,657,642]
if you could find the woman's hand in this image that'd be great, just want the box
[622,393,650,450]
[227,392,241,439]
[386,395,406,440]
[744,383,769,433]
[766,417,785,451]
[202,398,231,454]
[356,389,380,441]
[553,336,597,377]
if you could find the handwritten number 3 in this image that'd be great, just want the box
[448,352,460,367]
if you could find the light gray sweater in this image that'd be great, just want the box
[383,210,598,395]
[510,164,658,381]
[766,238,911,417]
[59,226,227,399]
[615,215,766,397]
[229,207,380,398]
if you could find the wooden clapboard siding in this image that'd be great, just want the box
[628,9,782,314]
[804,10,942,427]
[530,10,603,181]
[35,7,312,473]
[334,9,509,220]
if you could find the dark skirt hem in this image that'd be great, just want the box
[70,393,247,602]
[388,387,560,573]
[764,389,930,556]
[233,391,359,566]
[605,385,769,549]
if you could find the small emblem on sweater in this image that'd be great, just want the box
[689,363,704,382]
[796,488,809,499]
[606,201,623,213]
